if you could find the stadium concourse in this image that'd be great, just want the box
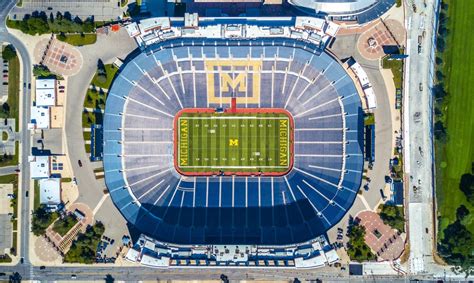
[103,17,365,267]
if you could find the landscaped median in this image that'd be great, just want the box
[82,62,117,155]
[57,33,97,46]
[52,214,78,237]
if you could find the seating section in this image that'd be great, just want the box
[103,38,364,245]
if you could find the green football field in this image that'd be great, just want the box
[436,0,474,240]
[176,112,292,174]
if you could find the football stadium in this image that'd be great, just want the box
[104,18,364,251]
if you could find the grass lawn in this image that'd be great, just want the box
[436,0,474,240]
[52,215,78,236]
[177,112,292,174]
[382,56,403,89]
[0,254,12,263]
[7,54,20,131]
[12,231,17,254]
[84,89,107,110]
[2,131,8,141]
[34,180,40,210]
[91,64,118,89]
[85,143,91,153]
[83,131,91,141]
[57,33,97,46]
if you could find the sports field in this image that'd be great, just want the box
[436,0,474,239]
[175,110,293,175]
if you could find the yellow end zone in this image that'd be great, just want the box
[205,59,262,105]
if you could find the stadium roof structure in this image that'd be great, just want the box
[288,0,395,24]
[104,34,364,246]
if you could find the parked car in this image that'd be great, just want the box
[2,82,7,85]
[2,70,8,73]
[59,85,65,89]
[40,266,46,270]
[25,191,29,197]
[78,159,82,167]
[28,83,31,89]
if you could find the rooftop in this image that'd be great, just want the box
[39,178,61,206]
[30,106,50,129]
[29,155,50,179]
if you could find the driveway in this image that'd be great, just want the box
[65,29,136,210]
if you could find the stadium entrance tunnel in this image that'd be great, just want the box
[103,38,365,245]
[173,107,294,177]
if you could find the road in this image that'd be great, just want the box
[0,0,470,280]
[403,0,448,277]
[0,165,18,176]
[0,0,33,278]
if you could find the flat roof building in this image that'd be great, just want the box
[30,106,50,129]
[36,79,56,106]
[29,156,50,179]
[39,178,61,206]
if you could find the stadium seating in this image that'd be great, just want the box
[104,38,364,245]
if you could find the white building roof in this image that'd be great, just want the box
[125,248,140,262]
[36,79,55,89]
[39,178,61,205]
[125,22,140,37]
[364,87,377,110]
[139,17,171,32]
[294,254,326,268]
[127,17,338,50]
[36,88,56,107]
[29,156,50,179]
[350,61,377,109]
[140,254,170,267]
[324,248,339,264]
[30,106,50,129]
[350,62,370,87]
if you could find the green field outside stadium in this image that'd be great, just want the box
[176,112,292,174]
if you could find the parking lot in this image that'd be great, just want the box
[10,0,126,21]
[0,55,9,104]
[0,184,13,254]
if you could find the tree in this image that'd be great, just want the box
[2,45,17,60]
[56,11,63,21]
[25,16,49,35]
[460,173,474,203]
[97,59,106,75]
[438,220,474,276]
[379,203,405,232]
[456,205,470,221]
[434,121,447,141]
[347,224,376,262]
[57,32,66,41]
[31,205,59,235]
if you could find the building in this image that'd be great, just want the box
[35,79,56,107]
[29,156,50,179]
[39,178,61,207]
[29,106,50,129]
[287,0,395,24]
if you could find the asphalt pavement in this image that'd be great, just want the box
[0,0,33,277]
[404,0,438,275]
